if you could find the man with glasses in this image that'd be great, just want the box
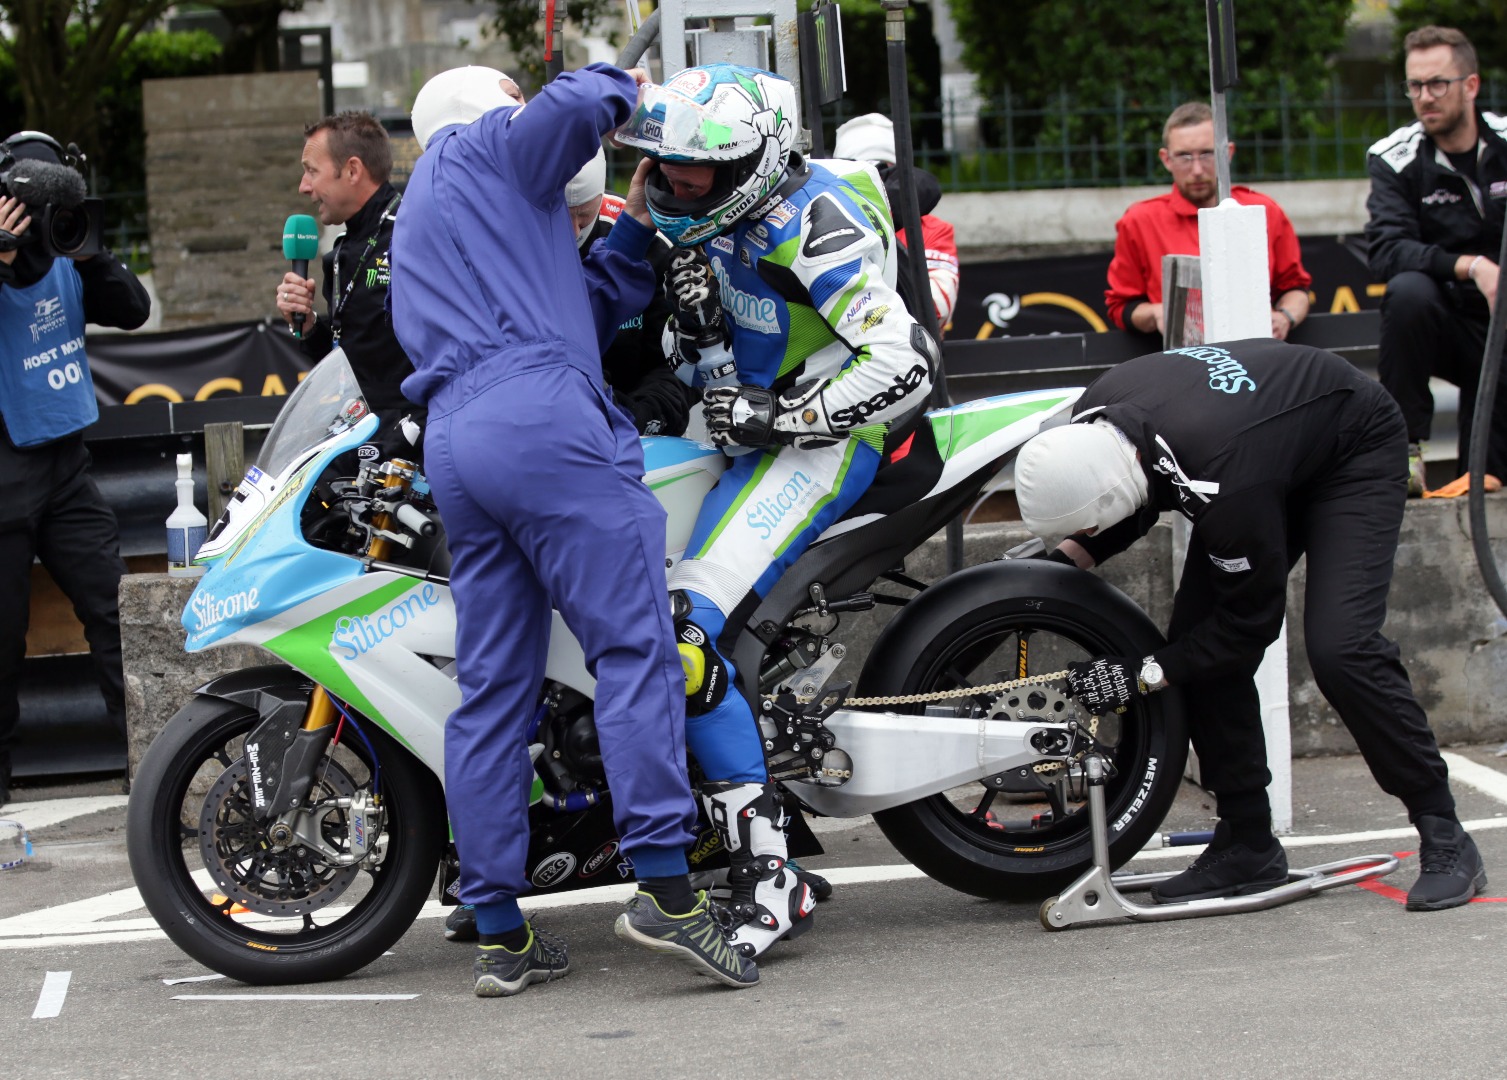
[1366,25,1507,496]
[1105,101,1311,342]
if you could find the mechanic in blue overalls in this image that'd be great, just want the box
[388,65,756,997]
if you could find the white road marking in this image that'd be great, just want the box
[162,974,226,985]
[1441,751,1507,806]
[2,797,129,831]
[173,994,418,1002]
[31,971,71,1019]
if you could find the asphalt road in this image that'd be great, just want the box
[3,747,1505,1080]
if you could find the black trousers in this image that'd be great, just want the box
[0,433,127,757]
[1377,270,1507,478]
[1170,386,1455,825]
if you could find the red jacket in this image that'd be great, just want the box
[1103,185,1312,331]
[898,215,960,332]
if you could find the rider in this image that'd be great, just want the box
[616,64,941,957]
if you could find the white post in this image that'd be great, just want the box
[1196,200,1294,835]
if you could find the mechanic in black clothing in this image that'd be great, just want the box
[566,146,692,436]
[1012,337,1487,912]
[0,132,152,808]
[276,111,422,456]
[1366,24,1507,495]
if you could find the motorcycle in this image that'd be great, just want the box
[126,349,1187,984]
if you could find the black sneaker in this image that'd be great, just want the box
[445,904,478,942]
[1406,816,1488,911]
[1150,822,1289,903]
[614,890,759,988]
[472,925,570,997]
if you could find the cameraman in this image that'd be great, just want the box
[275,112,422,457]
[0,131,151,807]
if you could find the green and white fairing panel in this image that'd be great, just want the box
[815,387,1083,541]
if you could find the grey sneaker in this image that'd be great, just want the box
[445,904,478,942]
[614,890,759,988]
[472,925,570,997]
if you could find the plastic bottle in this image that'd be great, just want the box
[166,453,208,577]
[0,819,32,870]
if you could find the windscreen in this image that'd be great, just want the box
[257,349,370,478]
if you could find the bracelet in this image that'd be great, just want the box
[1276,306,1297,328]
[1468,255,1485,281]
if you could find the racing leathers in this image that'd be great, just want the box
[667,155,937,955]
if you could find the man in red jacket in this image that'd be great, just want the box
[1105,102,1311,342]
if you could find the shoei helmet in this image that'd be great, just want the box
[614,64,798,246]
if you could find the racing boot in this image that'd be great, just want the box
[702,780,816,958]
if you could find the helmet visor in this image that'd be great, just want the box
[617,84,749,162]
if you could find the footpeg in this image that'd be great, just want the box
[758,684,848,783]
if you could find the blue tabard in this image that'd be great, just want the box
[0,258,93,447]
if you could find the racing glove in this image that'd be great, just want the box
[703,380,842,450]
[1065,656,1145,714]
[665,248,735,386]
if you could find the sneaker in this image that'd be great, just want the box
[472,925,570,997]
[614,890,759,988]
[1150,822,1289,903]
[1406,816,1488,911]
[1406,442,1427,497]
[445,904,478,942]
[787,860,833,903]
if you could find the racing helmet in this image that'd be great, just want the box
[614,64,798,247]
[1013,419,1148,540]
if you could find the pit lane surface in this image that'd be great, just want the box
[3,747,1505,1079]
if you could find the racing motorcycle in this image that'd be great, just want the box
[126,349,1187,984]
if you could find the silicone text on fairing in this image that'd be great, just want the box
[191,587,261,632]
[330,583,442,660]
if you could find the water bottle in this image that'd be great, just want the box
[166,453,208,577]
[0,819,32,870]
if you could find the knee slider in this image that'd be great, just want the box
[676,617,728,716]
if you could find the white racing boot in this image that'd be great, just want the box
[702,780,816,958]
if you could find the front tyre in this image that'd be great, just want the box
[866,562,1187,901]
[127,690,446,984]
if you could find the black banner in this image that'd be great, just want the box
[948,233,1378,341]
[86,319,313,407]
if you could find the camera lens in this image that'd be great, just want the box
[49,206,89,256]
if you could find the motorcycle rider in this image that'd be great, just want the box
[1013,338,1487,911]
[390,64,757,995]
[616,64,940,958]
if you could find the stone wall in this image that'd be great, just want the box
[143,72,323,329]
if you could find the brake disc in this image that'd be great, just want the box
[197,757,362,918]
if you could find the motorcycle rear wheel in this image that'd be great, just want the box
[871,590,1188,902]
[127,690,446,984]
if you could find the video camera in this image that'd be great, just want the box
[0,131,105,259]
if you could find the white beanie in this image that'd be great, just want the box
[1014,420,1148,539]
[412,66,521,150]
[565,147,607,208]
[833,113,897,165]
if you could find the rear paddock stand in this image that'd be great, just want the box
[1038,755,1399,931]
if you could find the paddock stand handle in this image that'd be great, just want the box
[1038,754,1399,931]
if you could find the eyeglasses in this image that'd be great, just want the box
[1402,75,1468,99]
[1167,150,1217,168]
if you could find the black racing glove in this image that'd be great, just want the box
[1031,547,1077,566]
[1065,656,1144,714]
[666,247,724,347]
[702,385,781,448]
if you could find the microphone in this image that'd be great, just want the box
[5,160,87,209]
[282,214,319,336]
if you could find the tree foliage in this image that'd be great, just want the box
[1390,1,1507,75]
[483,0,618,85]
[945,0,1355,176]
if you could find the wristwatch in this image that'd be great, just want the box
[1139,655,1167,693]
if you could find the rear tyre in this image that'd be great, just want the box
[870,581,1187,902]
[127,690,445,984]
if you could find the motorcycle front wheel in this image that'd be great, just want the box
[127,689,446,984]
[871,587,1188,901]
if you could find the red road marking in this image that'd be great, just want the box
[1354,851,1505,904]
